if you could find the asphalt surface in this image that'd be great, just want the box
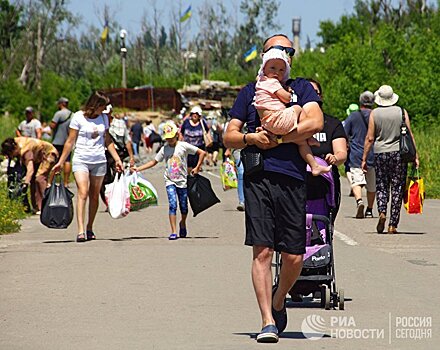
[1,158,439,349]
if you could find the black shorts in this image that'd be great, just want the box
[206,142,220,153]
[54,144,71,162]
[244,171,306,255]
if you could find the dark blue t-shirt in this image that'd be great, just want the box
[180,117,209,148]
[130,122,143,144]
[344,109,374,167]
[229,78,321,181]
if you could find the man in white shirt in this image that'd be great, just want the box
[16,107,42,139]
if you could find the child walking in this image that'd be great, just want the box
[254,48,330,176]
[132,121,206,240]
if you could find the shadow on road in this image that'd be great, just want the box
[363,231,426,235]
[233,331,331,340]
[42,236,219,244]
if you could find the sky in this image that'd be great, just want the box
[67,0,358,47]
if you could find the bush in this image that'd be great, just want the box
[413,124,440,198]
[0,182,27,234]
[0,114,20,142]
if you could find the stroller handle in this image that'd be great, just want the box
[311,214,330,225]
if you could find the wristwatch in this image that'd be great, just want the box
[277,136,283,144]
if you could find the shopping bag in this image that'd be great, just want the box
[404,169,425,214]
[40,175,74,229]
[187,174,220,217]
[220,158,238,191]
[105,172,130,219]
[127,171,158,210]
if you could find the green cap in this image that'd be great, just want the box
[346,103,359,116]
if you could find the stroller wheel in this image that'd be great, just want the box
[338,288,345,310]
[325,285,331,310]
[321,285,331,310]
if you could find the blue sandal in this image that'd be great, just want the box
[168,233,178,240]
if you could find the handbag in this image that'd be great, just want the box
[200,120,213,148]
[40,174,74,229]
[399,107,416,163]
[404,168,425,214]
[240,145,264,176]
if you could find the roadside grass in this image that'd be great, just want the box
[413,125,440,198]
[0,115,20,142]
[0,182,27,234]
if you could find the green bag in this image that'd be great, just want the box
[128,172,158,211]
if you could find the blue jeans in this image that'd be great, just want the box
[132,142,139,156]
[235,156,245,204]
[166,185,188,215]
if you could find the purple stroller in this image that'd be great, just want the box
[273,157,344,310]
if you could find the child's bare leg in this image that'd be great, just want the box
[299,142,331,176]
[169,214,177,234]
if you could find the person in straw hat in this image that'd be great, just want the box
[361,85,419,234]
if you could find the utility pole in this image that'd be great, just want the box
[120,29,127,88]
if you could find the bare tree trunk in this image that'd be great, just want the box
[35,20,43,91]
[421,0,426,13]
[19,60,30,86]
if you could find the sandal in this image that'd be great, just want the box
[76,233,86,243]
[168,233,178,240]
[86,230,96,240]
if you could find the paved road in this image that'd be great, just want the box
[1,161,439,349]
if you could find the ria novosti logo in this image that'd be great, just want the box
[301,314,432,342]
[301,314,326,340]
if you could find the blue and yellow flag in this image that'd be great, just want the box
[101,19,109,45]
[180,5,192,22]
[243,45,257,62]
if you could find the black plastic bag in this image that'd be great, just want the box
[7,158,31,213]
[40,176,74,229]
[149,131,162,144]
[187,174,220,217]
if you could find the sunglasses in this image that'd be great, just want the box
[263,45,295,57]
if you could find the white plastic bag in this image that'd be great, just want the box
[105,172,130,219]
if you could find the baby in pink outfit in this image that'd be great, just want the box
[254,48,330,176]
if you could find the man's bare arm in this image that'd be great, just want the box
[281,102,323,144]
[223,119,277,150]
